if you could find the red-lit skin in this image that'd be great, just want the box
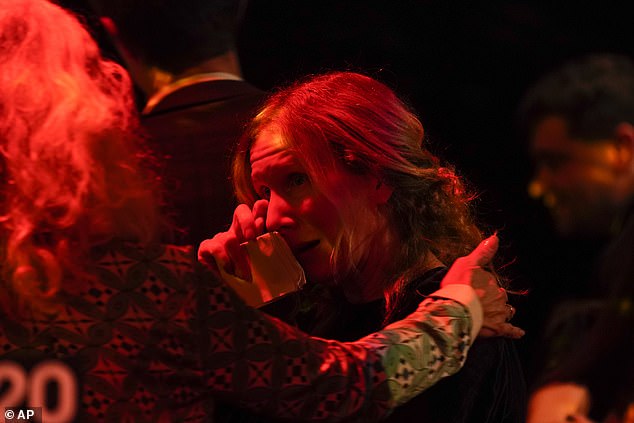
[199,127,391,293]
[528,116,622,237]
[250,137,341,285]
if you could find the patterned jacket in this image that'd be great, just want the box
[0,241,480,422]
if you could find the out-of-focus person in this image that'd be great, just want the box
[520,54,634,423]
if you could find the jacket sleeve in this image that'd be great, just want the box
[197,268,479,421]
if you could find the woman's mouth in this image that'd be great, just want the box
[293,240,320,255]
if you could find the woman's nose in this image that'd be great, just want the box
[265,193,295,232]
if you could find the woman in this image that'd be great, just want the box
[0,1,517,422]
[200,71,526,421]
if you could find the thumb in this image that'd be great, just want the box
[467,234,499,267]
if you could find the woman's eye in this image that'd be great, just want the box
[289,173,309,187]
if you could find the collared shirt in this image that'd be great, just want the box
[142,72,243,115]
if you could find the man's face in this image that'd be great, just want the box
[528,116,618,237]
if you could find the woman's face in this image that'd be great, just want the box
[249,128,386,285]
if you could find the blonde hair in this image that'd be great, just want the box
[0,0,162,313]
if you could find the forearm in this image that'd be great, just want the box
[201,278,476,421]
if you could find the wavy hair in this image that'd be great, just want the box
[0,0,163,314]
[233,71,482,315]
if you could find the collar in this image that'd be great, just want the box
[142,72,243,115]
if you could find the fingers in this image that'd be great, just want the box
[198,232,251,281]
[468,267,498,291]
[467,234,499,267]
[232,203,259,240]
[505,303,516,322]
[252,199,269,234]
[197,203,267,281]
[479,301,524,338]
[440,235,499,288]
[477,286,507,318]
[477,275,524,338]
[441,234,523,339]
[198,238,219,269]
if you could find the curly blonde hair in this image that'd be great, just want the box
[233,71,482,315]
[0,0,162,313]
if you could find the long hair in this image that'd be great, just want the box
[0,0,163,314]
[233,71,481,315]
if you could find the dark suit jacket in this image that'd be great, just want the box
[142,79,266,245]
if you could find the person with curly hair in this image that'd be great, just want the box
[200,71,527,422]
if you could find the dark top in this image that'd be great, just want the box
[217,268,527,422]
[142,79,266,245]
[547,199,634,420]
[379,268,526,423]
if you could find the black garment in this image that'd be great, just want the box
[143,80,265,245]
[380,268,526,423]
[217,268,527,422]
[549,199,634,420]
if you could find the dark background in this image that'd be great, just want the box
[60,0,634,383]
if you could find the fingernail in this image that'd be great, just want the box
[483,234,497,246]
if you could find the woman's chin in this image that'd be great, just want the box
[301,264,336,287]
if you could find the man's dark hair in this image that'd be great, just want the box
[518,54,634,141]
[88,0,243,74]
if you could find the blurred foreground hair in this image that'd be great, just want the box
[0,0,163,314]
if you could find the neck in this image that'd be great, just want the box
[340,226,412,304]
[343,245,445,304]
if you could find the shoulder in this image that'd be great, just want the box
[93,241,196,269]
[90,241,201,295]
[145,80,265,117]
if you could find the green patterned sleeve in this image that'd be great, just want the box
[353,296,473,410]
[199,269,476,421]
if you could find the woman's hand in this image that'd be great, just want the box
[441,235,524,339]
[198,200,269,281]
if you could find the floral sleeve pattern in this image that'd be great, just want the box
[198,267,473,421]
